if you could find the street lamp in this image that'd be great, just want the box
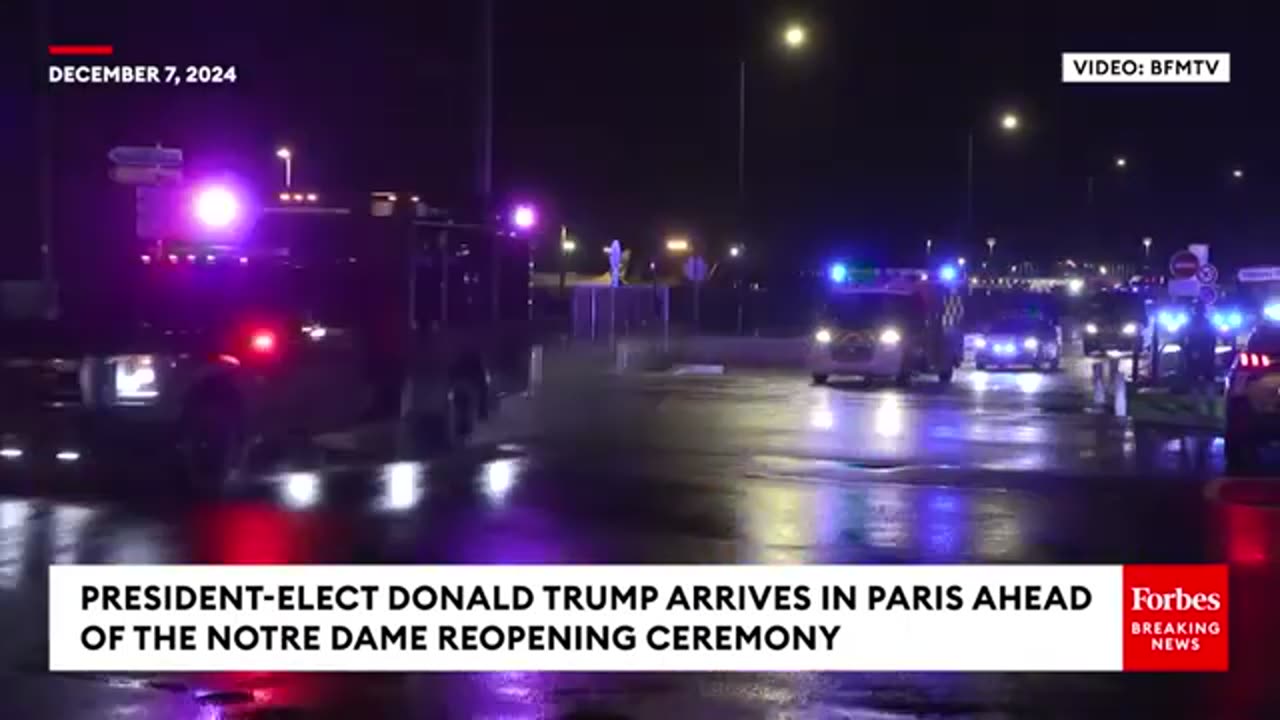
[666,237,691,254]
[738,23,810,207]
[1232,167,1244,179]
[986,237,997,259]
[729,244,743,258]
[275,147,293,188]
[561,239,576,253]
[783,24,807,49]
[957,257,967,267]
[967,111,1021,244]
[1142,236,1153,259]
[925,238,933,258]
[1114,156,1127,169]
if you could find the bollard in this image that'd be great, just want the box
[1113,367,1128,417]
[1092,361,1106,407]
[528,345,543,397]
[616,341,630,373]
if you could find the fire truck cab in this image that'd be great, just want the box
[0,183,531,485]
[809,267,964,386]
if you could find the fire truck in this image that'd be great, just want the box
[809,266,964,386]
[0,181,532,485]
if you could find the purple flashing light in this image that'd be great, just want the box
[193,185,240,229]
[511,204,537,230]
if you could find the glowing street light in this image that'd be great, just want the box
[561,239,577,253]
[1142,236,1153,259]
[1114,156,1127,169]
[729,244,743,258]
[986,236,997,258]
[1232,167,1244,179]
[275,147,293,188]
[666,237,691,254]
[957,257,967,267]
[1000,112,1020,132]
[783,24,807,49]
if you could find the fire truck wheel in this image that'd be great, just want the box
[177,389,246,493]
[811,373,829,385]
[938,366,954,384]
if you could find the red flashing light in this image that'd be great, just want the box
[250,329,277,354]
[218,354,242,366]
[1239,353,1273,369]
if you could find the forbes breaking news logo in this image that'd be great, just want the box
[1124,565,1228,671]
[1062,53,1230,83]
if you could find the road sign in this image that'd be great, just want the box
[1196,263,1219,285]
[1169,250,1200,279]
[608,240,622,287]
[683,256,708,283]
[1199,284,1219,305]
[108,146,184,168]
[110,165,183,185]
[1239,266,1280,283]
[1168,277,1200,298]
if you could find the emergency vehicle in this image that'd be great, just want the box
[0,182,532,485]
[809,267,964,386]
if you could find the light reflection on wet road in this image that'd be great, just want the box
[2,361,1278,718]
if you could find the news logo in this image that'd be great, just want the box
[1124,565,1229,671]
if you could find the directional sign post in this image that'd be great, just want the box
[108,146,184,168]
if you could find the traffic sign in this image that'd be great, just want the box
[1168,277,1200,298]
[1239,266,1280,283]
[1199,284,1219,305]
[1196,263,1219,285]
[683,256,708,283]
[110,165,183,185]
[1169,250,1200,279]
[108,145,184,168]
[608,240,622,287]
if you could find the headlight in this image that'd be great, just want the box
[1023,337,1039,350]
[973,336,987,348]
[1122,323,1138,336]
[815,328,833,344]
[879,328,902,345]
[1085,323,1098,335]
[110,355,160,402]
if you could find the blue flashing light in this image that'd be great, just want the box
[829,262,849,283]
[1265,303,1280,322]
[938,264,958,283]
[1158,309,1189,333]
[1228,311,1243,328]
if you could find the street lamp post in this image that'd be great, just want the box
[738,23,807,210]
[966,111,1019,248]
[1142,236,1152,260]
[986,237,997,260]
[275,147,292,188]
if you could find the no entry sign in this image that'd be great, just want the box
[1169,250,1200,279]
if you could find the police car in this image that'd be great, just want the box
[1224,305,1280,473]
[809,266,964,386]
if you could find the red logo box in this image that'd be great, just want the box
[1123,564,1228,671]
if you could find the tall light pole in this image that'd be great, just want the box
[275,147,292,188]
[738,22,808,207]
[986,236,997,260]
[1142,236,1152,259]
[967,111,1020,247]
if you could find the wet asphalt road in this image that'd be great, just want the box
[3,354,1280,718]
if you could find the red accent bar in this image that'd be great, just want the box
[48,45,114,56]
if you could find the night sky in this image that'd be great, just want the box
[10,0,1280,277]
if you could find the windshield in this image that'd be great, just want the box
[823,293,924,329]
[1086,294,1146,319]
[988,317,1052,335]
